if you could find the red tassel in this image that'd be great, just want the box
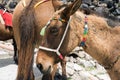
[59,54,64,60]
[83,37,86,42]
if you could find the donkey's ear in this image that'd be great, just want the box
[52,0,65,11]
[61,0,82,20]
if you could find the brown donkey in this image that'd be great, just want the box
[0,9,17,64]
[12,0,65,80]
[0,23,13,40]
[36,0,82,80]
[36,0,120,80]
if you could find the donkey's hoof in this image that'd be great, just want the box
[14,56,18,65]
[54,73,67,80]
[42,74,52,80]
[61,75,67,80]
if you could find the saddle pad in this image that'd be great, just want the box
[0,10,12,27]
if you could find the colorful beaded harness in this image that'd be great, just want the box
[79,16,88,47]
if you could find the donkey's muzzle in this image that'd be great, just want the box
[37,63,52,74]
[37,63,43,72]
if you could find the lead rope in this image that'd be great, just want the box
[39,17,71,60]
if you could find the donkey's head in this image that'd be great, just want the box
[36,0,82,74]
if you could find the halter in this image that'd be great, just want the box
[40,17,66,36]
[39,17,71,60]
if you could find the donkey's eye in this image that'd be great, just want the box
[49,27,59,36]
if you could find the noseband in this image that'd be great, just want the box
[39,17,71,60]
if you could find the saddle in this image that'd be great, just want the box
[0,9,12,27]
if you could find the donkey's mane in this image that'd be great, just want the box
[73,11,120,32]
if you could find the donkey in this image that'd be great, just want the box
[36,0,82,80]
[36,0,120,80]
[0,3,17,64]
[0,23,13,40]
[0,22,18,63]
[12,0,65,80]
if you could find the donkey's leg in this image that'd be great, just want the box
[42,74,52,80]
[61,58,67,80]
[52,64,57,80]
[54,60,67,80]
[12,38,18,64]
[30,70,35,80]
[42,64,58,80]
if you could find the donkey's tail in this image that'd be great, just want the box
[17,7,36,80]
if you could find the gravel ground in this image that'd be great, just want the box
[0,40,111,80]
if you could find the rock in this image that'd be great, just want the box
[70,72,82,80]
[84,61,95,69]
[89,60,96,67]
[0,65,17,80]
[66,66,75,76]
[96,73,111,80]
[69,56,77,63]
[85,53,93,61]
[0,40,111,80]
[77,51,86,58]
[74,63,83,71]
[78,71,99,80]
[76,59,86,66]
[66,62,74,69]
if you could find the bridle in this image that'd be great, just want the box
[39,16,71,60]
[22,0,68,60]
[38,12,89,61]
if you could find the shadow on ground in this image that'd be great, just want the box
[0,58,15,68]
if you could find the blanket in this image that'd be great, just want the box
[0,9,12,27]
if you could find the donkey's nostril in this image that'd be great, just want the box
[37,63,43,71]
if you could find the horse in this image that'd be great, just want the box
[36,0,120,80]
[12,0,65,79]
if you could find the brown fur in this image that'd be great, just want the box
[36,1,120,80]
[0,17,18,64]
[36,0,82,80]
[0,23,13,40]
[70,11,120,80]
[12,0,64,80]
